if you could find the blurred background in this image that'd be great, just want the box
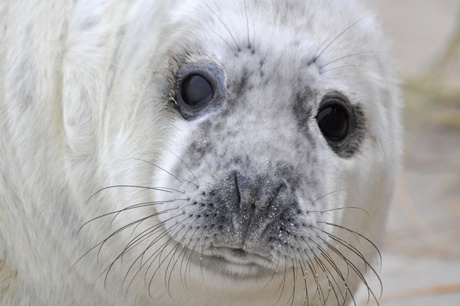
[358,0,460,305]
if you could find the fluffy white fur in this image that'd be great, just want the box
[0,0,401,305]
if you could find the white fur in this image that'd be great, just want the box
[0,0,401,305]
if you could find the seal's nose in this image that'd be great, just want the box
[220,170,291,238]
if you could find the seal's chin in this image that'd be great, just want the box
[196,246,276,279]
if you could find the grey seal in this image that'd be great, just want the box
[0,0,401,305]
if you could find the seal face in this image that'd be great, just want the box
[157,49,363,286]
[144,1,401,303]
[0,0,401,305]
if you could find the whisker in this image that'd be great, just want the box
[294,248,312,305]
[293,255,309,306]
[305,260,322,305]
[87,184,179,203]
[112,200,188,229]
[146,233,183,298]
[301,242,321,304]
[315,235,376,305]
[101,210,175,263]
[121,203,200,262]
[295,149,308,171]
[164,236,187,297]
[163,212,204,295]
[289,258,297,306]
[198,235,208,278]
[100,214,181,292]
[310,14,371,64]
[272,255,288,305]
[160,148,197,182]
[121,217,175,263]
[315,206,371,219]
[315,227,383,300]
[120,216,196,295]
[79,201,180,234]
[320,51,381,69]
[242,0,250,48]
[251,5,256,52]
[321,64,360,74]
[207,28,239,56]
[123,229,171,292]
[314,237,348,297]
[78,199,186,234]
[311,189,346,206]
[314,255,346,306]
[131,158,185,184]
[118,157,196,188]
[178,226,201,290]
[156,216,200,270]
[318,222,382,268]
[301,236,338,304]
[259,253,280,292]
[184,226,207,285]
[203,3,241,53]
[84,203,188,276]
[72,208,175,272]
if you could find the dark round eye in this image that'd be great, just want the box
[180,74,213,107]
[317,103,349,140]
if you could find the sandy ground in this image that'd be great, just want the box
[356,1,460,305]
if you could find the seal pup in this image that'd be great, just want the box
[0,0,401,305]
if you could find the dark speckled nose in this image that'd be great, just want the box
[219,171,294,239]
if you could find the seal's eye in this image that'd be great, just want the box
[317,101,349,140]
[180,74,213,107]
[174,63,224,120]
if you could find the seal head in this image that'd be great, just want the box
[140,1,401,304]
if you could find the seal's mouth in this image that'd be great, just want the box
[196,246,276,279]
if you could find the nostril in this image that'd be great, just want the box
[273,181,286,197]
[258,180,286,206]
[233,171,242,205]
